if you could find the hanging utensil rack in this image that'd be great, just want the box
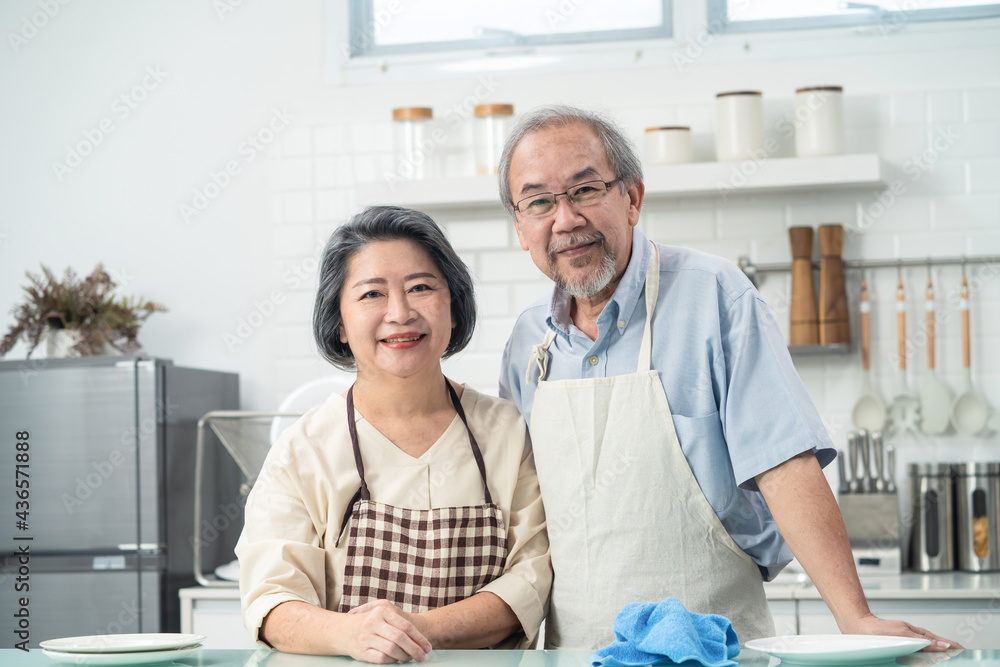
[737,254,1000,356]
[738,254,1000,286]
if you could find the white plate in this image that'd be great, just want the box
[214,558,240,581]
[40,634,205,654]
[42,645,202,665]
[745,635,931,665]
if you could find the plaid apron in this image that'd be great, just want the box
[336,380,507,613]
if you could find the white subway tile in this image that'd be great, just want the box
[897,231,967,257]
[315,189,356,222]
[929,122,998,159]
[280,127,313,157]
[314,125,351,155]
[749,235,794,265]
[269,193,283,224]
[282,192,315,223]
[441,351,504,394]
[512,282,553,311]
[785,195,856,231]
[843,95,890,128]
[964,233,1000,255]
[646,207,717,242]
[928,91,965,124]
[473,316,518,353]
[445,220,510,250]
[271,158,313,190]
[843,126,878,154]
[891,93,927,126]
[275,254,322,293]
[280,325,315,358]
[314,156,355,189]
[902,159,967,197]
[274,291,316,325]
[276,358,336,393]
[479,250,541,283]
[677,103,715,134]
[271,225,315,258]
[352,153,390,183]
[678,239,751,263]
[717,205,786,239]
[350,121,395,154]
[933,194,1000,230]
[477,284,511,318]
[969,158,1000,194]
[877,125,928,163]
[966,88,1000,123]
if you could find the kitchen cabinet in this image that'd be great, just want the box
[182,572,1000,649]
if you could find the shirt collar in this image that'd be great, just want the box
[545,227,652,339]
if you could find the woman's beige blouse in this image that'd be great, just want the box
[236,385,552,647]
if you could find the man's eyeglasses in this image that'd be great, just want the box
[514,178,622,219]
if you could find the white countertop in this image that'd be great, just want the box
[765,571,1000,600]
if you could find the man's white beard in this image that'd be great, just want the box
[550,234,616,299]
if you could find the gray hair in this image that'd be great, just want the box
[313,206,476,371]
[497,104,643,215]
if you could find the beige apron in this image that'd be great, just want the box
[337,380,507,613]
[527,241,774,649]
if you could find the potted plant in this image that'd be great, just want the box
[0,264,167,359]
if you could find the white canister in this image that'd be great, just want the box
[392,107,435,180]
[715,91,764,162]
[645,126,692,164]
[794,86,844,157]
[474,104,514,176]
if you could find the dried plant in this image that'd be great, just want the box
[0,264,167,359]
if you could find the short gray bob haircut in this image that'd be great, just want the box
[497,104,644,215]
[313,206,476,371]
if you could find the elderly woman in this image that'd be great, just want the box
[236,206,551,662]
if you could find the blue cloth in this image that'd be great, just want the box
[499,227,836,580]
[591,598,740,667]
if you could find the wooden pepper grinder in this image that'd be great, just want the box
[789,226,819,346]
[818,223,852,344]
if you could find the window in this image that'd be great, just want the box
[707,0,1000,33]
[348,0,671,57]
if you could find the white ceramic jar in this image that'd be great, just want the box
[392,107,435,180]
[645,126,692,164]
[474,104,514,176]
[714,91,764,162]
[794,86,844,157]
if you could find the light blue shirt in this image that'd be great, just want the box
[499,227,836,580]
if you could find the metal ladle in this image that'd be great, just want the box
[950,275,988,434]
[852,278,887,431]
[887,275,921,436]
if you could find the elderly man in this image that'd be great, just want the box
[497,104,956,650]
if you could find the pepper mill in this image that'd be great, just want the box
[818,223,851,345]
[789,226,819,346]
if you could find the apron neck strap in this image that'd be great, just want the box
[345,378,494,505]
[637,240,660,373]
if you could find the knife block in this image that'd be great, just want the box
[788,226,819,346]
[818,224,852,345]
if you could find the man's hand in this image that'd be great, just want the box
[344,600,433,663]
[842,613,962,652]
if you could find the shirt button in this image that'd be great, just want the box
[588,356,599,366]
[618,320,625,329]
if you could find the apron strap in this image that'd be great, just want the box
[637,240,660,373]
[526,329,558,384]
[345,384,371,501]
[526,241,661,379]
[342,377,496,537]
[445,378,494,505]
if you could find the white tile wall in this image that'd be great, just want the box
[269,86,1000,482]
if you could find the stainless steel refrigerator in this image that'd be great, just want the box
[0,356,240,647]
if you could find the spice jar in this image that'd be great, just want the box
[392,107,435,180]
[715,91,764,162]
[794,86,844,157]
[645,126,692,164]
[474,104,514,176]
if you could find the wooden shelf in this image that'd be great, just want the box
[354,154,892,210]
